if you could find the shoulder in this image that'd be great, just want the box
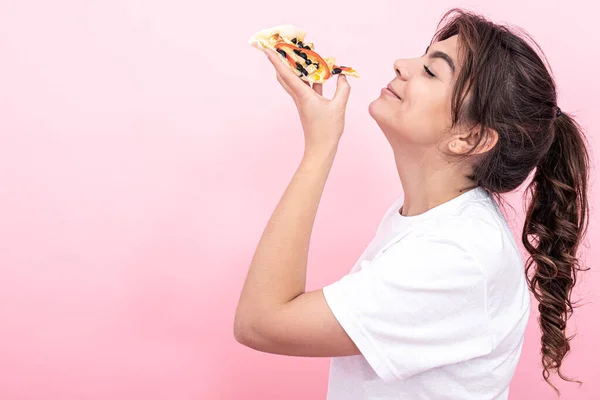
[374,222,483,284]
[410,195,509,253]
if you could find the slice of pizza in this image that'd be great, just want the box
[248,25,360,84]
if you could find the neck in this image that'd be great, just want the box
[393,150,477,216]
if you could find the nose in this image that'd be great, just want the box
[393,59,410,81]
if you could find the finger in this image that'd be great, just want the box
[276,72,293,96]
[264,48,313,97]
[333,74,351,106]
[313,82,323,96]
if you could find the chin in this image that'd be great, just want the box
[368,97,384,120]
[369,98,396,130]
[368,98,412,147]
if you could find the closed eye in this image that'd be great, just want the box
[424,65,435,78]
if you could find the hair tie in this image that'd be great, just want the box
[556,107,562,117]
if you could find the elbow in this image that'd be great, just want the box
[233,319,247,345]
[234,306,281,350]
[233,314,256,347]
[234,315,273,351]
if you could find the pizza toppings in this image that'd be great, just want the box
[248,25,360,84]
[274,42,331,81]
[293,48,306,59]
[331,65,359,77]
[295,61,308,76]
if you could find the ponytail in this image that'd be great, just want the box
[522,111,590,395]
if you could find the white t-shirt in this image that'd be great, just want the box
[322,186,531,400]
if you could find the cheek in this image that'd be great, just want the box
[368,82,453,146]
[403,83,452,140]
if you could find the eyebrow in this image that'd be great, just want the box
[425,45,455,75]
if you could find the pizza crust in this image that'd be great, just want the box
[248,25,305,51]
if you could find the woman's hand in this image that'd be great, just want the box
[264,47,351,152]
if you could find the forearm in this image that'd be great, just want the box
[235,145,338,324]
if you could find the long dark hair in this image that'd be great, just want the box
[432,9,590,395]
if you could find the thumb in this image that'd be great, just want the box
[333,74,351,105]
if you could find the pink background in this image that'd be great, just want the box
[0,0,598,399]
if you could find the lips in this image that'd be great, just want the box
[386,84,401,100]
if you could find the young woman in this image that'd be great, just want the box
[234,8,590,399]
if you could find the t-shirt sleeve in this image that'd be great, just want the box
[322,231,494,382]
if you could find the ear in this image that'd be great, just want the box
[448,126,498,156]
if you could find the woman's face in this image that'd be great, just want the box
[369,35,461,150]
